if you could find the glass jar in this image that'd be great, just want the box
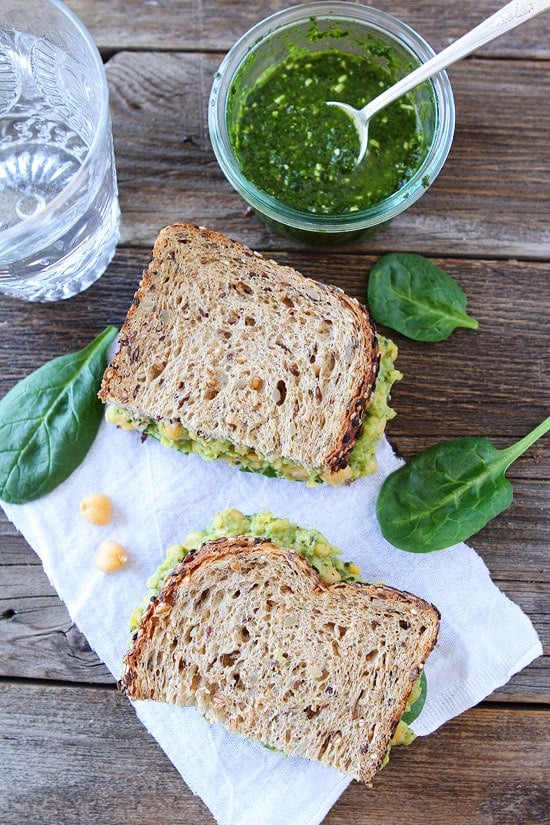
[209,1,455,245]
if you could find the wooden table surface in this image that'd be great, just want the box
[1,2,549,822]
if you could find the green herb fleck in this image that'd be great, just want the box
[401,671,428,725]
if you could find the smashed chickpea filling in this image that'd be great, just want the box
[129,508,361,631]
[129,508,421,751]
[105,336,401,486]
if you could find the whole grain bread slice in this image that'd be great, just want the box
[121,536,440,783]
[99,224,380,482]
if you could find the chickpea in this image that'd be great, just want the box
[80,493,112,525]
[322,568,342,585]
[159,421,183,440]
[183,530,206,548]
[95,540,128,572]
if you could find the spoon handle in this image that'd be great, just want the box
[362,0,550,118]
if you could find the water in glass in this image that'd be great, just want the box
[0,2,120,301]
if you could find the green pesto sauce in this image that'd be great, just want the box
[229,49,422,215]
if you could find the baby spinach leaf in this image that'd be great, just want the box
[401,671,427,726]
[367,252,478,341]
[0,326,118,504]
[377,416,550,553]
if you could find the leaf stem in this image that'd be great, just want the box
[499,416,550,471]
[458,315,479,330]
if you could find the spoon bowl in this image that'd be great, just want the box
[328,0,550,166]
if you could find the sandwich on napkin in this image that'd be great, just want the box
[121,510,440,784]
[99,224,401,485]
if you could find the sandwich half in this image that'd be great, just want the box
[99,224,401,485]
[121,510,440,783]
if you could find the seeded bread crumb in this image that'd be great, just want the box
[121,536,440,783]
[99,224,380,481]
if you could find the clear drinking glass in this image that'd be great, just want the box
[0,0,120,301]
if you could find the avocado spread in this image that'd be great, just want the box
[129,508,423,750]
[106,334,401,485]
[129,508,361,631]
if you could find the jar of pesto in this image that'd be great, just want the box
[209,2,455,245]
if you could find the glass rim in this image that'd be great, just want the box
[0,0,112,246]
[209,1,456,233]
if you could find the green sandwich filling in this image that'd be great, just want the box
[106,335,401,486]
[130,509,425,752]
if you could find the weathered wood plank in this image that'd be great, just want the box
[2,252,548,441]
[64,0,550,58]
[0,566,113,684]
[1,472,547,697]
[103,51,550,257]
[1,681,548,825]
[336,706,550,825]
[0,681,210,824]
[0,3,547,821]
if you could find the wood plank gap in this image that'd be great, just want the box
[1,675,547,711]
[111,241,550,266]
[0,674,118,692]
[462,54,550,63]
[101,47,226,59]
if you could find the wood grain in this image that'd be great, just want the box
[103,52,550,257]
[1,682,548,825]
[65,0,550,57]
[0,2,548,822]
[1,495,547,697]
[0,555,112,684]
[2,252,548,439]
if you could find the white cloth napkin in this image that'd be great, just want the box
[2,424,542,825]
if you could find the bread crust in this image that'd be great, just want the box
[121,536,440,783]
[99,224,380,479]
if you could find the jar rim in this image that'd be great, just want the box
[209,2,455,233]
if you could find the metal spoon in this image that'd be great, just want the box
[328,0,550,166]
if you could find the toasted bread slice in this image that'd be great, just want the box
[99,224,398,484]
[121,536,440,783]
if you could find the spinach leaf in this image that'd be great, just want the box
[367,252,478,341]
[401,671,427,726]
[376,417,550,553]
[0,326,118,504]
